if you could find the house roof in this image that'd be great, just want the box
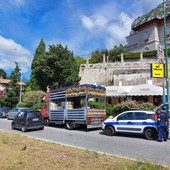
[0,77,26,86]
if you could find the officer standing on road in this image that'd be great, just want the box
[157,108,168,142]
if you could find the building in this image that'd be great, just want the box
[126,3,170,52]
[0,77,26,96]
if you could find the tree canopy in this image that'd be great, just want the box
[30,40,80,91]
[2,62,21,108]
[0,69,7,79]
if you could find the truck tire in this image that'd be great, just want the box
[105,126,115,136]
[65,121,76,130]
[144,128,157,140]
[44,118,50,126]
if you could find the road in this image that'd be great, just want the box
[0,119,170,167]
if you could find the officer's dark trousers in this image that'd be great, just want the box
[159,123,167,141]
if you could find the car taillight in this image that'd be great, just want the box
[26,117,29,122]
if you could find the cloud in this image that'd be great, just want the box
[106,12,134,48]
[81,14,107,30]
[81,10,134,50]
[0,35,33,73]
[81,15,94,30]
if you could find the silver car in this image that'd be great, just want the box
[7,107,30,120]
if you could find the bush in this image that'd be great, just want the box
[107,101,155,117]
[89,101,104,109]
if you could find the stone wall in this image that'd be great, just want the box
[79,53,163,86]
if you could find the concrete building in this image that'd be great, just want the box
[126,3,170,52]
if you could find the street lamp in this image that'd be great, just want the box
[163,0,170,114]
[19,67,22,103]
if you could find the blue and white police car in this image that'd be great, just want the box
[102,110,158,140]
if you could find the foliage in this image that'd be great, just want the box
[124,52,140,60]
[3,62,21,108]
[88,45,125,64]
[20,90,46,110]
[106,100,155,117]
[30,40,80,91]
[0,69,7,78]
[75,56,86,65]
[90,49,104,63]
[106,104,113,116]
[30,38,46,90]
[88,101,104,109]
[109,44,126,62]
[143,50,157,58]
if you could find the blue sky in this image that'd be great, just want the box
[0,0,162,79]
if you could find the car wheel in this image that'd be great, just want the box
[65,121,76,130]
[44,118,50,126]
[11,123,15,130]
[144,128,157,140]
[105,126,115,136]
[39,127,44,130]
[21,125,27,132]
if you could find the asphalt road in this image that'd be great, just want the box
[0,118,170,167]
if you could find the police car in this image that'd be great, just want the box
[102,110,157,140]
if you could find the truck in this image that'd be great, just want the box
[41,84,106,129]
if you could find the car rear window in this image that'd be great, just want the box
[27,111,41,117]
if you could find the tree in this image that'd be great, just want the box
[75,56,86,65]
[109,44,126,62]
[29,38,46,90]
[90,49,103,63]
[0,69,7,78]
[3,62,20,108]
[30,41,80,91]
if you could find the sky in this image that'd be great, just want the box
[0,0,163,80]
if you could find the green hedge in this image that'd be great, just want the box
[106,101,155,117]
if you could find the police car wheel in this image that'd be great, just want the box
[144,128,157,140]
[105,126,115,136]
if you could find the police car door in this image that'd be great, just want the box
[115,111,135,132]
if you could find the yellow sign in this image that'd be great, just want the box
[151,63,164,78]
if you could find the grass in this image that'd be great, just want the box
[0,130,169,170]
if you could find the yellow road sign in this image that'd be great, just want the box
[151,63,164,78]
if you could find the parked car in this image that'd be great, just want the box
[11,110,44,132]
[0,108,10,118]
[7,107,30,120]
[102,110,157,140]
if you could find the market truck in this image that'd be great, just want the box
[41,84,106,129]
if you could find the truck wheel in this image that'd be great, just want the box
[44,118,50,126]
[21,125,27,132]
[144,128,157,140]
[65,121,76,130]
[105,126,115,136]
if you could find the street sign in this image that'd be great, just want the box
[157,44,164,62]
[150,63,164,78]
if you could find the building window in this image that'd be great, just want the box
[144,31,149,43]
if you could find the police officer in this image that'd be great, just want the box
[157,108,168,142]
